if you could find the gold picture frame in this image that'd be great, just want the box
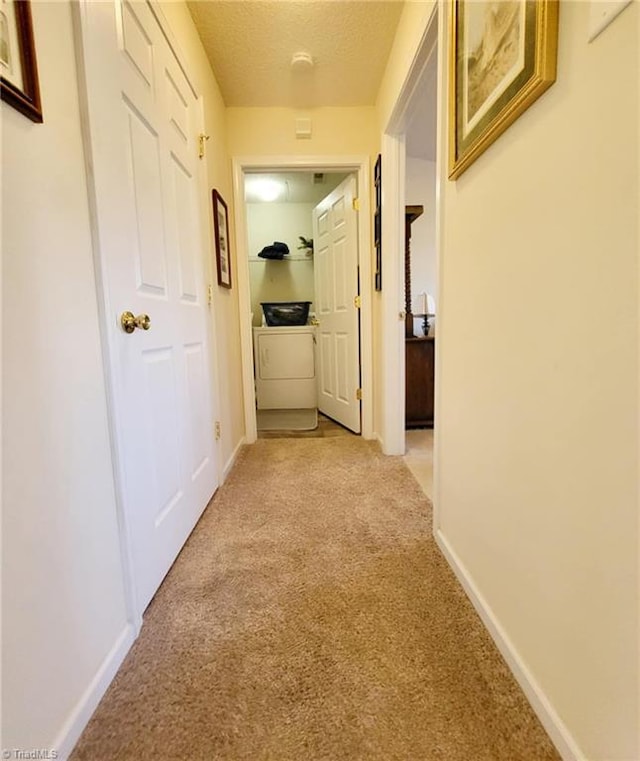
[448,0,558,180]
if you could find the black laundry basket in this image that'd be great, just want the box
[261,301,311,327]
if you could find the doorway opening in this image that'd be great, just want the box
[245,170,349,436]
[402,34,438,503]
[381,6,441,510]
[232,156,374,445]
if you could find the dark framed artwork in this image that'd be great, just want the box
[212,189,231,289]
[0,0,42,123]
[449,0,558,179]
[374,154,382,291]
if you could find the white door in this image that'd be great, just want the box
[77,0,219,613]
[313,176,361,433]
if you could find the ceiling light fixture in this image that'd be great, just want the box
[246,178,286,203]
[290,51,314,70]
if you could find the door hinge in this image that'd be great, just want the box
[352,197,360,212]
[356,388,363,401]
[354,295,361,309]
[207,284,213,306]
[198,133,210,160]
[215,421,221,440]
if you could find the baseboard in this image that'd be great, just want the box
[223,435,246,482]
[435,529,586,761]
[53,623,136,761]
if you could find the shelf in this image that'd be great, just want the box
[249,255,313,262]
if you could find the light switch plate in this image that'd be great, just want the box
[588,0,632,42]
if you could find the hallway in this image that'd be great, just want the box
[71,437,558,761]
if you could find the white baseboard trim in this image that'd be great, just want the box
[361,426,376,442]
[435,529,586,761]
[223,436,246,482]
[53,623,136,761]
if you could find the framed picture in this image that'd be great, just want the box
[448,0,558,179]
[212,189,231,289]
[374,154,382,291]
[0,0,42,122]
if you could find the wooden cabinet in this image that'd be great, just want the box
[405,336,435,428]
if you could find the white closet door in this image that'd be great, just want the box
[77,0,219,614]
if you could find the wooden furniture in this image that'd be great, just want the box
[404,205,423,338]
[406,336,435,428]
[404,205,434,428]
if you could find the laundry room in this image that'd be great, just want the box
[243,170,352,432]
[245,171,347,326]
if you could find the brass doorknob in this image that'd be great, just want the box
[121,311,151,333]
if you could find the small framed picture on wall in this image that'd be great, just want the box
[212,189,231,289]
[374,154,382,291]
[0,0,42,122]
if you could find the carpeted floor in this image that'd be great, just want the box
[71,438,560,761]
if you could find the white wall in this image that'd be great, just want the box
[406,156,437,335]
[379,2,639,760]
[227,106,378,158]
[1,1,129,753]
[247,202,315,327]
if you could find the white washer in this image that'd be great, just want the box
[253,326,316,410]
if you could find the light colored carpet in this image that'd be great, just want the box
[70,438,560,761]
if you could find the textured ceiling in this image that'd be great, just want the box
[187,1,405,108]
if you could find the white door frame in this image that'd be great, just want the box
[380,5,442,517]
[74,0,221,632]
[232,156,373,443]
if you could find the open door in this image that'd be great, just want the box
[312,175,361,433]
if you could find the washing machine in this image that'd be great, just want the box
[253,326,316,409]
